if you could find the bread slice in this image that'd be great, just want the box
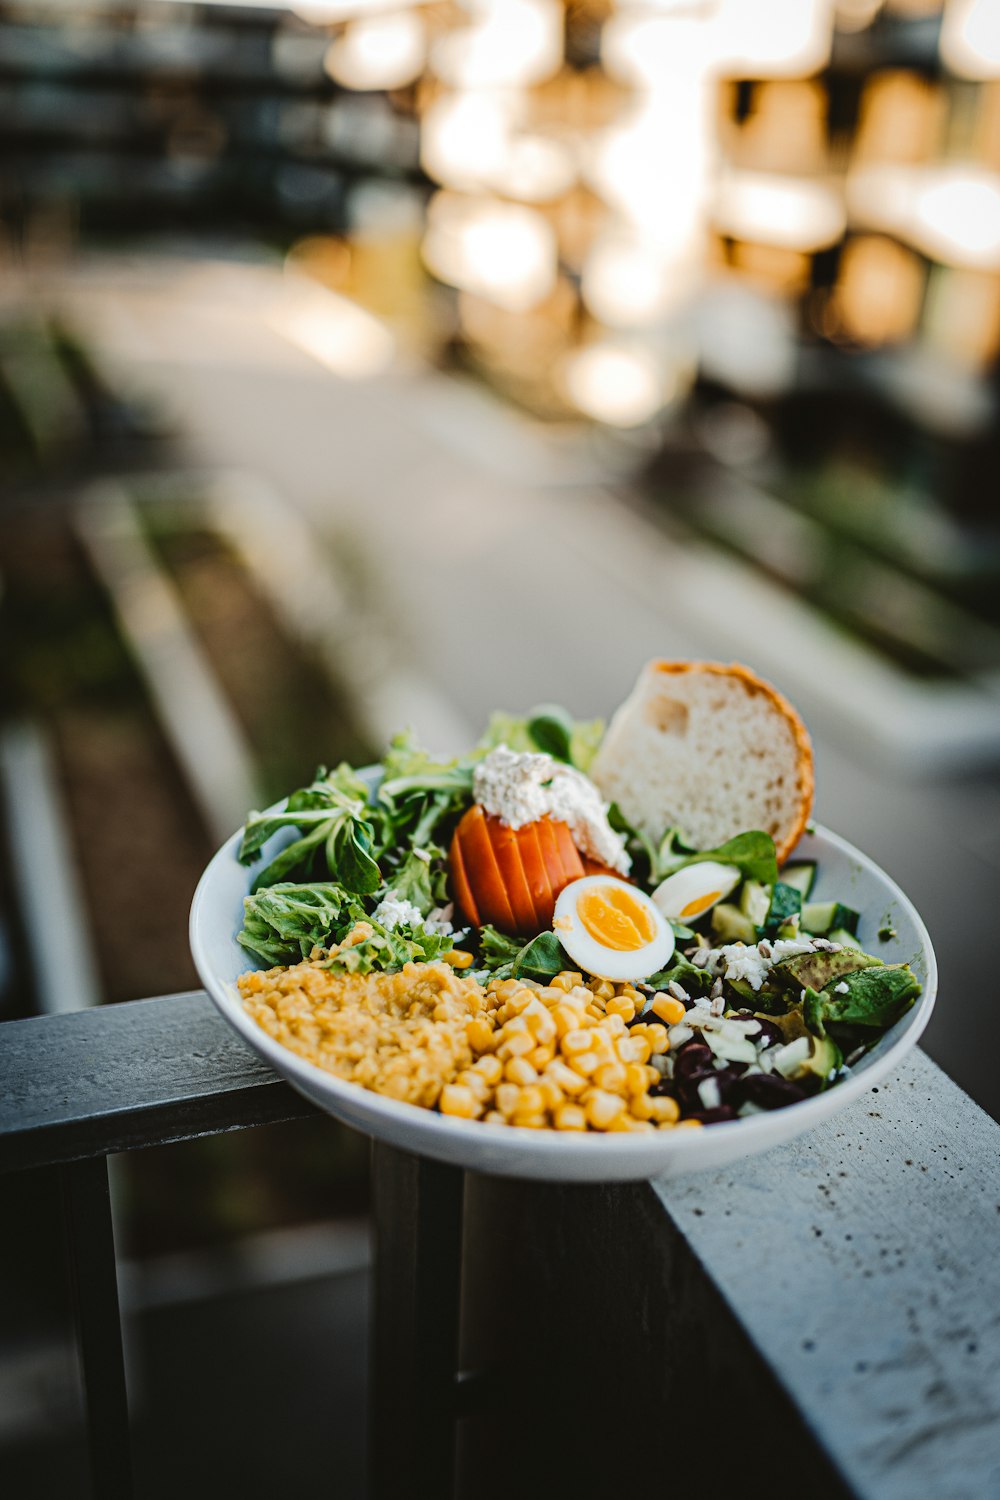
[591,661,814,865]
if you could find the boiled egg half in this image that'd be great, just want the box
[651,862,741,923]
[553,875,675,981]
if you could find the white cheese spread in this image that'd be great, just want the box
[472,745,631,875]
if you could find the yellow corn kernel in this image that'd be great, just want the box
[561,1028,592,1056]
[585,1002,606,1021]
[550,971,584,992]
[507,988,533,1014]
[605,994,636,1023]
[538,1077,564,1112]
[492,978,520,1000]
[483,1110,506,1125]
[589,990,608,1011]
[617,1034,652,1065]
[471,1054,503,1087]
[549,1002,578,1039]
[495,1082,520,1117]
[588,1030,618,1066]
[455,1069,490,1100]
[499,1030,535,1060]
[604,1114,636,1132]
[526,1010,557,1047]
[568,1049,601,1078]
[649,1096,681,1124]
[545,1059,588,1097]
[528,1044,555,1071]
[592,978,616,1001]
[593,1061,628,1094]
[624,1062,650,1096]
[628,1091,655,1121]
[443,948,474,969]
[585,1089,626,1130]
[643,1023,670,1054]
[619,984,641,1004]
[511,1111,548,1129]
[439,1084,482,1119]
[554,1102,587,1131]
[466,1018,496,1055]
[515,1085,545,1116]
[551,1002,581,1038]
[674,1117,703,1129]
[629,1120,656,1133]
[651,993,687,1026]
[602,1012,627,1036]
[505,1056,539,1087]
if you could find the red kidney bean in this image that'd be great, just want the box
[733,1073,807,1110]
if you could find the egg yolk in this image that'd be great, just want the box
[576,885,656,952]
[680,890,722,918]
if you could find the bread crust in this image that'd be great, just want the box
[599,660,815,866]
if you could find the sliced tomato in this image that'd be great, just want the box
[449,831,481,929]
[516,821,554,928]
[452,805,517,932]
[451,805,594,934]
[487,816,539,935]
[551,819,586,888]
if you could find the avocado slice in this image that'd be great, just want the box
[820,964,921,1029]
[772,1029,842,1084]
[772,946,881,994]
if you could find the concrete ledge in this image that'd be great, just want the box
[459,1050,1000,1500]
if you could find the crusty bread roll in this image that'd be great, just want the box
[591,661,814,865]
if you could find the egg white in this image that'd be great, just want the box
[651,862,741,923]
[553,875,675,982]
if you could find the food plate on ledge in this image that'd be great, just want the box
[189,660,936,1184]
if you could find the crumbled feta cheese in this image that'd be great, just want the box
[834,980,849,994]
[770,938,820,962]
[426,903,457,936]
[717,943,770,990]
[373,891,455,936]
[473,745,630,875]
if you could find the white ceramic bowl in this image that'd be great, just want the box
[190,820,936,1182]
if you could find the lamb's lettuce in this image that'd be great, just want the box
[477,706,604,772]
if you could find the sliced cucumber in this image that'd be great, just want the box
[780,861,817,899]
[766,881,803,935]
[739,879,772,927]
[711,903,757,944]
[829,926,863,951]
[802,901,861,937]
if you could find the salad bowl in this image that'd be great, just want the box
[190,814,937,1183]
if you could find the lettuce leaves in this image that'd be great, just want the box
[237,880,455,970]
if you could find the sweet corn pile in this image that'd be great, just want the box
[240,956,703,1133]
[446,971,696,1132]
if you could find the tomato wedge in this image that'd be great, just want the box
[451,805,517,932]
[516,821,553,925]
[451,806,586,934]
[449,831,481,929]
[487,818,538,935]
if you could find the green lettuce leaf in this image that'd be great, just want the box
[653,829,779,889]
[237,882,364,966]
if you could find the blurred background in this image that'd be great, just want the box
[2,0,1000,1493]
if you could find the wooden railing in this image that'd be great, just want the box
[2,991,998,1500]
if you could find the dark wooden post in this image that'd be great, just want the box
[369,1143,465,1500]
